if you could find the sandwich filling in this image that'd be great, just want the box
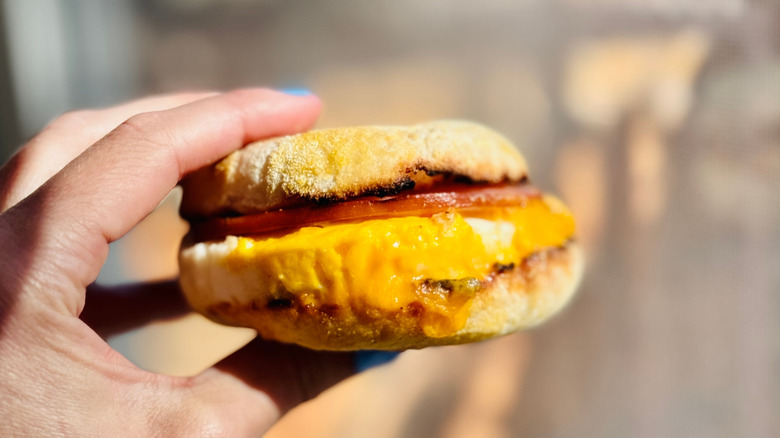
[180,184,575,338]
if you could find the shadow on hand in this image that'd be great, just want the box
[80,280,191,339]
[213,336,356,414]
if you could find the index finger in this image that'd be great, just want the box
[3,88,320,314]
[0,92,217,212]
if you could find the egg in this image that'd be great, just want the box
[180,197,574,337]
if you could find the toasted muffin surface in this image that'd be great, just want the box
[180,120,527,217]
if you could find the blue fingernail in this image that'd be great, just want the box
[279,87,312,96]
[354,350,401,372]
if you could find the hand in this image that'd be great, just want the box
[0,89,384,436]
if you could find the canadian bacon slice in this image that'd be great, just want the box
[189,184,540,241]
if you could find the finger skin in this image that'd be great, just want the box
[0,89,366,437]
[189,338,356,434]
[1,88,321,316]
[81,282,361,435]
[0,92,217,212]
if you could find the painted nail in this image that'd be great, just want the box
[354,350,401,372]
[278,87,312,96]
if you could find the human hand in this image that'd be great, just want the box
[0,89,393,436]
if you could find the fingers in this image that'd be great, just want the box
[83,280,362,434]
[55,88,319,243]
[80,281,190,339]
[0,92,217,212]
[188,338,355,435]
[2,88,321,315]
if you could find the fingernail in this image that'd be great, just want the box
[278,87,312,96]
[354,350,401,372]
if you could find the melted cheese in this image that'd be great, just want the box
[223,196,574,337]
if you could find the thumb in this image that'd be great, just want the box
[184,339,357,435]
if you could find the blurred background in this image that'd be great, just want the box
[1,0,778,436]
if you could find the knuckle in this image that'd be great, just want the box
[47,109,95,131]
[28,110,95,145]
[119,111,164,137]
[111,112,171,154]
[112,111,183,176]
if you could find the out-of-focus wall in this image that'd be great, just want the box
[2,1,778,437]
[1,0,138,158]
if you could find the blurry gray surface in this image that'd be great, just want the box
[1,0,138,159]
[0,3,20,157]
